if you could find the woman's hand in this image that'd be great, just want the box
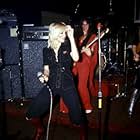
[38,74,49,84]
[39,65,50,84]
[66,25,74,40]
[81,46,92,56]
[134,53,140,62]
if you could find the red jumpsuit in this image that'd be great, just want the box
[88,34,98,96]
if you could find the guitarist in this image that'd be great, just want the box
[73,17,98,114]
[128,42,140,117]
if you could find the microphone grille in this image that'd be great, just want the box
[37,71,42,77]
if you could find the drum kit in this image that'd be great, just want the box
[98,31,134,76]
[96,27,136,100]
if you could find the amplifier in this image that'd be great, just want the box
[0,16,17,26]
[22,26,49,41]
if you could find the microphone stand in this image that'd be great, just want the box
[7,66,14,102]
[110,29,128,101]
[17,24,26,105]
[97,23,103,140]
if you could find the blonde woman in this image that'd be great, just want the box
[26,22,87,140]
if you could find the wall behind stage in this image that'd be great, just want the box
[41,11,70,25]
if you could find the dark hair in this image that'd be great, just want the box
[80,17,92,27]
[80,17,96,34]
[79,17,94,47]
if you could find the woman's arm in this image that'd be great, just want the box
[66,25,79,62]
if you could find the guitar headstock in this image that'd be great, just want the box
[105,28,109,34]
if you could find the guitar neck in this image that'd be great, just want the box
[85,28,109,49]
[86,36,98,48]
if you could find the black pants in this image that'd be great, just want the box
[26,85,85,125]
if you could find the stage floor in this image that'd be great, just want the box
[0,70,140,140]
[1,94,140,140]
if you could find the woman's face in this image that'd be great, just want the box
[82,20,89,33]
[57,30,66,43]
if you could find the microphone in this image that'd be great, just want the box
[37,71,49,84]
[37,71,43,78]
[105,28,110,34]
[37,71,45,84]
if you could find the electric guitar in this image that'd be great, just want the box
[81,28,109,70]
[81,28,109,51]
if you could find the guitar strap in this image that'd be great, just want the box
[79,32,93,49]
[77,32,93,61]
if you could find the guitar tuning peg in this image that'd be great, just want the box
[105,28,110,33]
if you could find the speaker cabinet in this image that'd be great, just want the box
[0,65,22,100]
[0,27,20,65]
[21,40,47,98]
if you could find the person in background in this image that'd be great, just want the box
[25,22,87,140]
[128,42,140,117]
[74,17,99,114]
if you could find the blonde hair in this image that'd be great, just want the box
[48,22,66,49]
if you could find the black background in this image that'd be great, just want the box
[0,0,136,26]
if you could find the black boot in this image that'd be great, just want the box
[27,118,45,140]
[128,89,140,117]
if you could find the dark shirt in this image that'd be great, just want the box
[43,40,75,91]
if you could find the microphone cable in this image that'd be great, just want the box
[37,72,53,140]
